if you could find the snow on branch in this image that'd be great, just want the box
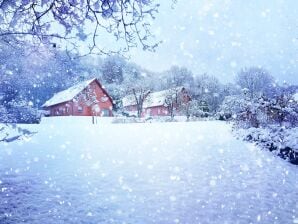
[0,0,161,55]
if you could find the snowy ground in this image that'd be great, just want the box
[0,118,297,224]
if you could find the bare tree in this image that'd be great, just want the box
[164,88,180,119]
[193,74,223,113]
[236,67,274,99]
[165,66,194,88]
[124,78,151,118]
[132,88,150,118]
[0,0,161,55]
[164,87,189,119]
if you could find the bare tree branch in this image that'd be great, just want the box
[0,0,160,55]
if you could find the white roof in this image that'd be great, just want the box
[122,95,137,108]
[123,87,184,108]
[42,78,96,107]
[293,93,298,102]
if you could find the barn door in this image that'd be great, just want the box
[101,109,110,117]
[91,104,100,116]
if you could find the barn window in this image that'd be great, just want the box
[78,106,83,112]
[59,107,64,114]
[101,96,109,102]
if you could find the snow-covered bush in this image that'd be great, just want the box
[250,94,298,128]
[0,105,13,123]
[235,126,298,163]
[227,92,298,164]
[188,100,209,118]
[218,95,247,120]
[219,93,298,128]
[12,105,41,124]
[0,101,41,124]
[218,94,260,127]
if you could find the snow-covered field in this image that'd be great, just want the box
[0,118,297,224]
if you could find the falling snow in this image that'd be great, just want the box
[0,1,297,223]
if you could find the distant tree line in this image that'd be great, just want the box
[219,67,298,128]
[0,40,297,123]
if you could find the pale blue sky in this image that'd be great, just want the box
[126,0,298,84]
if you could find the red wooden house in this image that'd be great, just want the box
[122,87,191,117]
[42,78,113,117]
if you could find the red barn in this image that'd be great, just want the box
[42,78,113,117]
[123,87,191,117]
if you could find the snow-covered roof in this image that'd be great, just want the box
[293,93,298,102]
[122,95,137,108]
[123,87,184,108]
[42,78,96,107]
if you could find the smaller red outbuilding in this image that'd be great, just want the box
[122,87,191,117]
[42,78,113,117]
